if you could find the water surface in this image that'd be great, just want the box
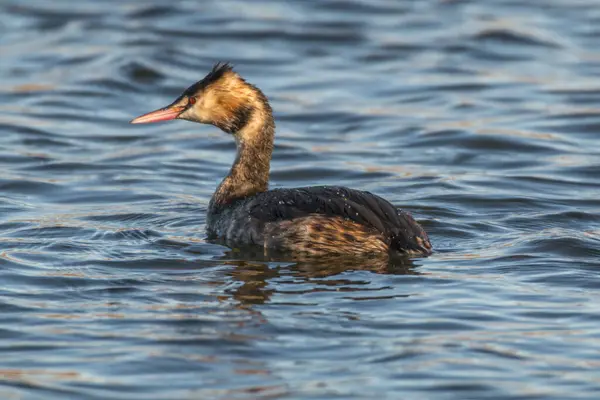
[1,0,600,398]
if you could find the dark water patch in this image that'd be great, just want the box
[540,88,600,106]
[410,131,560,154]
[76,134,147,144]
[536,118,600,136]
[509,174,600,191]
[270,166,393,182]
[0,152,53,165]
[153,25,366,45]
[315,0,409,15]
[4,3,102,20]
[49,191,164,205]
[86,258,223,271]
[0,179,61,195]
[87,228,163,244]
[74,77,141,95]
[126,5,178,19]
[558,164,600,180]
[121,61,165,85]
[516,234,600,259]
[82,212,163,224]
[471,29,561,49]
[4,225,96,241]
[502,210,600,229]
[0,123,59,138]
[18,137,74,148]
[21,162,116,173]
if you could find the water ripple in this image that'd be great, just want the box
[1,0,600,398]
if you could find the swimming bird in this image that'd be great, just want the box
[131,63,431,257]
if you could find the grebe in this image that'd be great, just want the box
[131,63,432,257]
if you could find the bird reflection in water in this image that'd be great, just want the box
[218,248,420,305]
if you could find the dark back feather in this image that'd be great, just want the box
[238,186,431,254]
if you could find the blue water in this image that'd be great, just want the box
[1,0,600,398]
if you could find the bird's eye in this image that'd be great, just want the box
[188,96,196,105]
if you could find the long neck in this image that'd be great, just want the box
[210,103,275,209]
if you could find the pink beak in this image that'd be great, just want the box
[130,106,185,124]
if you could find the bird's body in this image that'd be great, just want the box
[131,63,432,257]
[207,186,430,256]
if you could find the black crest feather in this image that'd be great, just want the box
[184,62,234,96]
[205,62,234,84]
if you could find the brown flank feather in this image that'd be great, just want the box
[264,215,389,256]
